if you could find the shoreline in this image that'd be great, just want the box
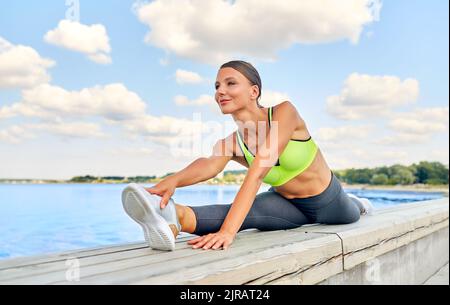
[341,183,449,196]
[1,181,448,195]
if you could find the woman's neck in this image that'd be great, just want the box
[232,103,269,139]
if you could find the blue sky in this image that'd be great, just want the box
[0,0,448,179]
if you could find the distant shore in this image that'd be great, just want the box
[340,183,449,196]
[1,179,448,196]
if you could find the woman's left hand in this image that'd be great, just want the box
[187,231,236,250]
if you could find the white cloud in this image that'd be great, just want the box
[375,107,449,145]
[0,105,16,119]
[315,125,373,142]
[121,114,206,138]
[28,122,106,139]
[118,113,231,159]
[88,53,112,65]
[136,0,382,65]
[0,37,55,89]
[326,73,420,120]
[109,147,155,156]
[259,90,291,107]
[44,20,112,64]
[1,81,226,150]
[174,90,292,116]
[0,125,34,144]
[350,148,409,161]
[313,125,374,156]
[175,69,207,84]
[174,94,223,115]
[0,122,105,143]
[323,146,414,170]
[175,94,214,106]
[1,83,147,121]
[431,149,449,165]
[388,107,449,135]
[375,133,428,146]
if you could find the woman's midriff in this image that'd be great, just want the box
[272,149,333,199]
[232,147,333,199]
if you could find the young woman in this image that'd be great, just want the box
[122,60,373,251]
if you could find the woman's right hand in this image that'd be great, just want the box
[145,178,177,209]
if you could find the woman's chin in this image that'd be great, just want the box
[219,105,233,114]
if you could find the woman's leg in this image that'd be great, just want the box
[290,172,361,225]
[185,190,312,236]
[174,204,196,234]
[314,190,361,224]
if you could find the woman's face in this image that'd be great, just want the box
[215,67,258,113]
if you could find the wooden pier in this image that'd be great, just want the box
[0,198,448,285]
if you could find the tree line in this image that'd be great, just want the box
[68,161,448,185]
[69,175,157,183]
[333,161,448,185]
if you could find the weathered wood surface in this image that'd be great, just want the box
[297,198,449,270]
[0,198,448,285]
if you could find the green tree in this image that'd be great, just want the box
[371,174,389,185]
[388,165,416,185]
[344,168,373,184]
[70,175,98,183]
[414,161,449,184]
[223,173,237,183]
[336,161,448,186]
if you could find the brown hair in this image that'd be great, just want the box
[220,60,263,108]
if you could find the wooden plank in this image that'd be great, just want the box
[343,219,449,270]
[0,230,311,284]
[0,234,197,270]
[261,256,342,285]
[0,230,262,282]
[162,237,342,285]
[65,233,341,285]
[1,198,447,285]
[52,232,338,285]
[0,242,147,270]
[297,198,449,270]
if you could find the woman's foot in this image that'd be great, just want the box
[141,190,182,236]
[122,183,180,251]
[347,193,375,216]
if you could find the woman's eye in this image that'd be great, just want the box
[215,82,235,89]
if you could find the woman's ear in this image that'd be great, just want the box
[251,85,260,100]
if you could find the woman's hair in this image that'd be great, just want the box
[220,60,263,108]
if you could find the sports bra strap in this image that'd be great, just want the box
[268,106,272,128]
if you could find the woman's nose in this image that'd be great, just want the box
[216,86,226,95]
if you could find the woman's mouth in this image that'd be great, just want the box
[220,99,231,105]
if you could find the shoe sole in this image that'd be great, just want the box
[122,184,175,251]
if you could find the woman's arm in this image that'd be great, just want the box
[221,101,299,235]
[190,102,300,250]
[166,137,234,187]
[148,136,234,208]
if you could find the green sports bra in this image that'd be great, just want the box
[236,106,318,187]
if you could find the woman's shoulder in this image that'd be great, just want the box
[272,101,300,119]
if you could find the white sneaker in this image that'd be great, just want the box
[141,188,181,233]
[347,193,375,216]
[122,183,177,251]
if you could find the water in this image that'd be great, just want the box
[0,183,445,260]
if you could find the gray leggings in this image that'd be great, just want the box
[188,171,362,236]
